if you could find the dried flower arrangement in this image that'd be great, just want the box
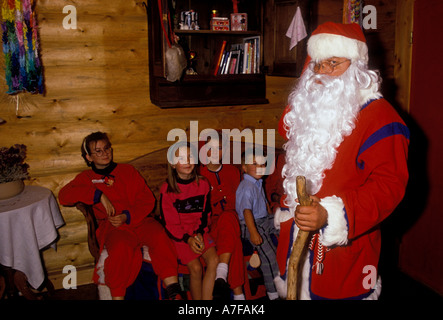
[0,144,30,184]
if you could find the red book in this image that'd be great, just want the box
[213,40,227,75]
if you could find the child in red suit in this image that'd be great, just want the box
[160,143,219,300]
[199,133,245,300]
[59,132,182,300]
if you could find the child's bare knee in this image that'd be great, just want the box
[206,250,219,268]
[188,261,202,275]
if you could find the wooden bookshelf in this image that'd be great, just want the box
[145,0,268,108]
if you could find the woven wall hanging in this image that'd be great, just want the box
[1,0,44,95]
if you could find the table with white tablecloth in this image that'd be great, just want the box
[0,185,65,297]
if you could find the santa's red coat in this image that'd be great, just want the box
[277,98,409,299]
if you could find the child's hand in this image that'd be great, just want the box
[188,234,204,254]
[108,213,127,228]
[250,231,263,246]
[100,193,115,217]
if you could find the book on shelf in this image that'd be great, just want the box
[213,40,227,75]
[243,36,260,74]
[215,36,260,75]
[222,51,232,75]
[228,49,240,74]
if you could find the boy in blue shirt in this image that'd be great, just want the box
[235,149,279,300]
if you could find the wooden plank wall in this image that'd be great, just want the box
[0,0,397,290]
[0,0,294,289]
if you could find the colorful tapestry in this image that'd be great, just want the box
[343,0,364,25]
[1,0,43,94]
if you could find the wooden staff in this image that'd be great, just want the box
[286,176,312,300]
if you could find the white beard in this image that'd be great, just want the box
[282,62,380,208]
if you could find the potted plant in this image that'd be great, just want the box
[0,144,30,200]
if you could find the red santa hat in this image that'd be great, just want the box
[307,22,368,64]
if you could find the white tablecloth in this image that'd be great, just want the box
[0,185,65,289]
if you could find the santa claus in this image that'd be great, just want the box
[274,22,410,300]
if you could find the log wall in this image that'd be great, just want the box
[0,0,398,290]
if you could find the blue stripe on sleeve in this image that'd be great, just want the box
[357,122,410,169]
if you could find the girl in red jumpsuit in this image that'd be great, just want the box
[199,134,245,300]
[160,143,219,300]
[59,132,182,300]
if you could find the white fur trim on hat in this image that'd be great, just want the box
[319,195,349,247]
[308,33,368,63]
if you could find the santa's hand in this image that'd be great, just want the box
[294,196,328,231]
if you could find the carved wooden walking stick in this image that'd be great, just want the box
[286,176,312,300]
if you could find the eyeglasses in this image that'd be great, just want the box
[90,146,112,157]
[313,59,350,74]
